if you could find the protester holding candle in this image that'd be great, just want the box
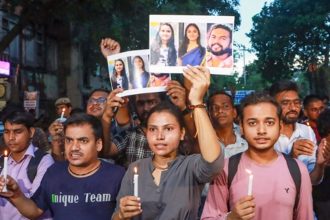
[112,66,224,220]
[201,92,314,220]
[0,111,54,220]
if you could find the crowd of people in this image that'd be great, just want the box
[0,37,329,220]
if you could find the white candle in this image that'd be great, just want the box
[306,121,314,138]
[60,108,65,121]
[2,150,8,192]
[246,169,253,196]
[133,167,138,197]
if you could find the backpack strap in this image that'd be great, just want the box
[227,152,243,210]
[27,148,47,183]
[283,154,301,217]
[228,152,243,187]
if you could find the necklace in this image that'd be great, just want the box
[152,160,169,171]
[68,162,101,177]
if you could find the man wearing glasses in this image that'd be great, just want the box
[86,89,109,119]
[269,80,327,185]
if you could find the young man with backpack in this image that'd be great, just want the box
[201,92,313,220]
[0,111,54,220]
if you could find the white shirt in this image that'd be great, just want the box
[274,122,317,172]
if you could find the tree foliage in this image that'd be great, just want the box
[248,0,330,84]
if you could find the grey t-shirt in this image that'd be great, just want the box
[115,152,224,220]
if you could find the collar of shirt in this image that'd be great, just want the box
[8,144,36,164]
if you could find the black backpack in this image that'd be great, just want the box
[227,152,301,217]
[0,148,47,183]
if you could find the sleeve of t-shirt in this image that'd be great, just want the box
[31,169,51,212]
[201,163,229,220]
[192,144,224,183]
[295,161,314,220]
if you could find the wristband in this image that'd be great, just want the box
[188,103,207,110]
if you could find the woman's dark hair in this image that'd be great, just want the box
[146,101,184,129]
[133,56,145,72]
[150,23,177,66]
[178,23,203,57]
[112,59,127,76]
[64,113,103,141]
[110,59,129,90]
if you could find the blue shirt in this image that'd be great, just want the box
[32,161,125,220]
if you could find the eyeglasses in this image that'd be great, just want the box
[280,99,301,107]
[87,97,107,104]
[209,104,232,112]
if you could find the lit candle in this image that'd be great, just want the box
[2,150,8,192]
[60,108,65,121]
[306,121,314,138]
[246,169,253,196]
[133,167,138,197]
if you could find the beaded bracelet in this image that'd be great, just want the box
[187,103,207,110]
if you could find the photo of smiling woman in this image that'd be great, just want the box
[150,23,177,66]
[112,66,224,220]
[130,56,150,89]
[178,23,206,66]
[110,59,129,90]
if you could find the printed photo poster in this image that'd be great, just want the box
[24,91,39,118]
[107,49,171,97]
[149,15,235,75]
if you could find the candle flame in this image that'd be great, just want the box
[306,121,310,127]
[62,108,65,113]
[134,167,137,174]
[4,150,8,157]
[245,169,252,175]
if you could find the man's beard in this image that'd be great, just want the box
[207,44,232,56]
[282,111,299,124]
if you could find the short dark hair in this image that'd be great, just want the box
[317,109,330,138]
[303,94,323,108]
[207,90,234,108]
[269,80,299,97]
[88,88,109,99]
[208,24,232,43]
[64,113,103,140]
[239,92,282,122]
[3,111,34,129]
[146,101,184,129]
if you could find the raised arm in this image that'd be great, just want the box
[0,176,43,219]
[100,38,121,59]
[183,65,221,162]
[101,88,129,157]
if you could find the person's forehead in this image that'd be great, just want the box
[136,93,160,102]
[243,102,278,118]
[276,90,299,100]
[210,28,230,37]
[307,100,324,108]
[4,122,27,130]
[65,124,93,136]
[56,104,68,109]
[89,91,108,99]
[210,94,232,104]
